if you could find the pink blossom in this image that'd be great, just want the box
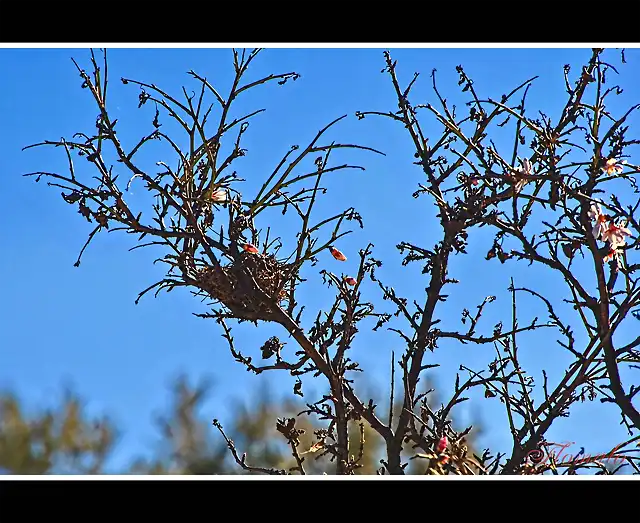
[329,246,347,262]
[436,436,448,453]
[587,202,603,221]
[588,203,608,241]
[603,221,632,249]
[520,158,532,175]
[603,247,623,267]
[603,158,625,175]
[209,189,228,202]
[243,243,259,254]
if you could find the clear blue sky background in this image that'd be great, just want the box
[1,47,639,473]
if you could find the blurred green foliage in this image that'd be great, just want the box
[0,375,478,475]
[0,390,114,474]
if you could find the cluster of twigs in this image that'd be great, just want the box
[353,48,640,474]
[25,47,640,474]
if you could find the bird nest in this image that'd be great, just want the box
[196,251,292,317]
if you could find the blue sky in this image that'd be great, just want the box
[1,47,638,473]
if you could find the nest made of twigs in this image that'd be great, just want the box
[196,251,292,316]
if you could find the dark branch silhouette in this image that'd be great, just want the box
[24,47,640,475]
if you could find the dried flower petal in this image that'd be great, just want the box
[345,276,357,286]
[330,246,347,262]
[243,243,259,254]
[305,441,325,454]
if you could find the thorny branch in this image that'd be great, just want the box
[26,47,640,475]
[353,48,640,474]
[24,48,389,476]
